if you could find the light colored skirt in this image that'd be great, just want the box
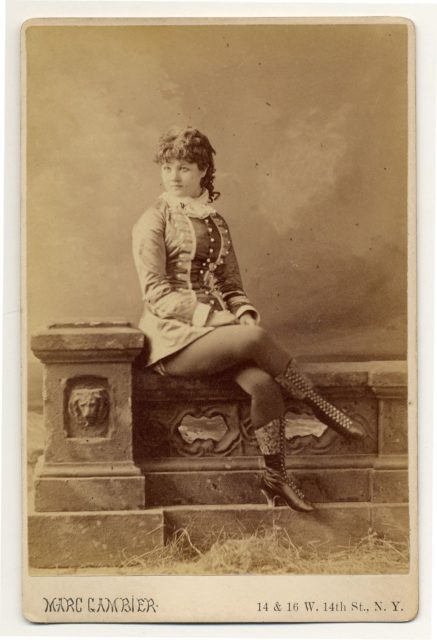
[138,307,215,369]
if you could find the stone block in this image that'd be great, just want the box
[301,361,407,389]
[371,504,409,543]
[164,503,372,552]
[34,476,146,512]
[144,469,371,507]
[378,398,408,454]
[41,361,138,466]
[295,469,370,503]
[371,470,409,503]
[368,362,408,388]
[134,368,247,401]
[145,471,260,507]
[28,510,164,569]
[31,321,145,363]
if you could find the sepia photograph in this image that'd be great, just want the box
[22,17,416,623]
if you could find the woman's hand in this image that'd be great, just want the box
[207,310,239,327]
[238,312,258,326]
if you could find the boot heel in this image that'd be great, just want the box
[261,488,280,507]
[256,416,315,512]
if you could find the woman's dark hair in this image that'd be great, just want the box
[154,126,220,202]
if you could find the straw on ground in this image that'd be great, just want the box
[118,526,409,575]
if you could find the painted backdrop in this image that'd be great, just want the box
[26,23,408,406]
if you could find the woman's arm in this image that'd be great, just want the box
[215,221,260,324]
[132,207,212,326]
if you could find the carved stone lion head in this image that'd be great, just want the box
[68,387,109,429]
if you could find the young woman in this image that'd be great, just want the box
[132,126,365,513]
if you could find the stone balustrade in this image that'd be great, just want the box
[132,360,408,509]
[29,321,409,569]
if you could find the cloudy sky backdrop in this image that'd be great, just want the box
[25,23,409,405]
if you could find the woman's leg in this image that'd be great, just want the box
[162,325,289,378]
[162,327,314,512]
[163,327,286,426]
[162,324,364,441]
[234,366,314,512]
[233,366,285,428]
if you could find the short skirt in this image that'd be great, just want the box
[138,305,217,367]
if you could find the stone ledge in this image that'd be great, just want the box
[34,476,146,512]
[165,503,409,550]
[134,369,247,401]
[143,468,373,507]
[28,510,164,569]
[31,321,145,363]
[164,502,372,551]
[139,454,408,472]
[135,360,407,401]
[302,361,407,387]
[35,460,143,478]
[31,466,410,511]
[28,502,409,571]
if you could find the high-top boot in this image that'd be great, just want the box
[275,361,365,440]
[254,417,314,512]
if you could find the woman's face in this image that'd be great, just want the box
[160,159,207,198]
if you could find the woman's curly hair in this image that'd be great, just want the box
[154,126,220,202]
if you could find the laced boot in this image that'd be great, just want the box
[275,361,365,441]
[254,417,314,512]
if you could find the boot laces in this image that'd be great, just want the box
[280,461,305,500]
[309,391,355,432]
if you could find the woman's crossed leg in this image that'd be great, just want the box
[161,325,289,427]
[162,325,289,378]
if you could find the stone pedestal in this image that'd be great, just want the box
[31,321,146,511]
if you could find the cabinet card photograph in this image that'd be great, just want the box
[22,17,417,623]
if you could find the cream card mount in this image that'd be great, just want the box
[22,17,417,623]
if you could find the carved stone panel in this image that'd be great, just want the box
[178,415,227,447]
[64,376,110,438]
[134,402,243,459]
[242,394,378,456]
[284,401,375,455]
[134,390,378,462]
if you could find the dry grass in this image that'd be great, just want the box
[119,526,409,575]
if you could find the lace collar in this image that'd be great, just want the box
[160,190,217,219]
